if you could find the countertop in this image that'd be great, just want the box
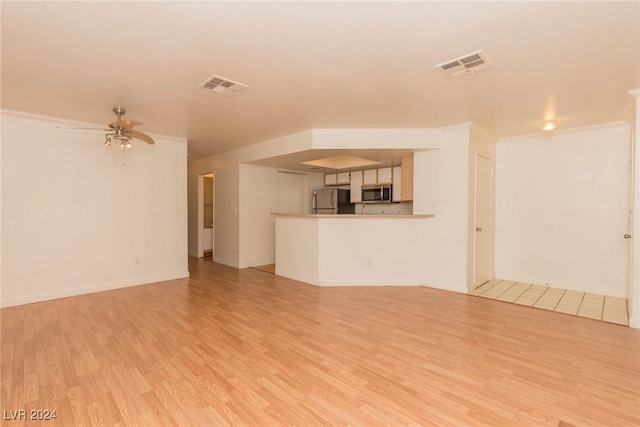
[272,213,435,219]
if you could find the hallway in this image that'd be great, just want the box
[471,279,629,326]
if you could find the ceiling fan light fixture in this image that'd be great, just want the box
[59,106,155,147]
[106,107,155,146]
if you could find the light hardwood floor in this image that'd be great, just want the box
[251,264,276,275]
[2,257,639,426]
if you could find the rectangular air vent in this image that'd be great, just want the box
[199,74,248,96]
[435,50,494,78]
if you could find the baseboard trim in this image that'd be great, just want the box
[212,258,240,269]
[274,270,319,286]
[629,314,639,329]
[1,270,190,308]
[317,280,421,287]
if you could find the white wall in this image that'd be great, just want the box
[1,112,189,307]
[275,215,430,286]
[0,113,3,305]
[274,130,481,290]
[312,128,442,149]
[275,216,319,284]
[317,217,427,285]
[467,125,497,288]
[188,150,240,266]
[187,128,439,270]
[187,130,320,268]
[239,164,279,268]
[239,164,322,268]
[629,90,640,328]
[495,123,631,297]
[414,125,472,293]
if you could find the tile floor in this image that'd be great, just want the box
[471,279,629,326]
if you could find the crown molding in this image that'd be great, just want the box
[437,122,473,133]
[1,109,101,128]
[498,121,628,143]
[1,109,186,144]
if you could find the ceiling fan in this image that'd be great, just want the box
[62,106,155,149]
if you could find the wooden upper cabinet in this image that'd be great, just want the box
[325,172,350,186]
[400,154,414,201]
[377,167,392,184]
[392,167,402,202]
[336,172,350,185]
[350,170,363,203]
[325,161,413,201]
[362,168,393,185]
[363,169,378,185]
[324,173,338,186]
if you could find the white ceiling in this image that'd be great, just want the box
[2,1,639,160]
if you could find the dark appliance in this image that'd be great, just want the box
[312,188,355,214]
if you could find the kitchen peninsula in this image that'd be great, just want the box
[273,213,434,286]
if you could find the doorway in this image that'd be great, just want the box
[197,173,215,259]
[473,154,492,287]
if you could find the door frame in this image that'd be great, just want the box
[473,153,493,288]
[197,172,215,258]
[629,89,640,328]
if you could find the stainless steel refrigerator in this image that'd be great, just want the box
[312,188,355,214]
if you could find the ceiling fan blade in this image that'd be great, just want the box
[127,130,155,145]
[109,120,142,130]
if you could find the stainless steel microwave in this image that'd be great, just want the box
[362,184,392,203]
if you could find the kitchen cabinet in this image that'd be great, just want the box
[400,154,414,201]
[324,172,350,186]
[363,167,392,185]
[392,167,402,202]
[324,173,338,186]
[377,167,392,184]
[363,169,377,185]
[324,173,338,185]
[350,170,362,203]
[337,172,350,185]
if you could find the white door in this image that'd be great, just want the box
[277,172,306,214]
[474,155,492,287]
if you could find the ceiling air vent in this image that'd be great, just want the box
[435,50,494,78]
[199,74,248,96]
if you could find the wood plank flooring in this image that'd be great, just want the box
[2,257,639,426]
[250,264,276,275]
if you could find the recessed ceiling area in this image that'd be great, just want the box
[1,1,638,159]
[248,149,417,172]
[301,155,381,170]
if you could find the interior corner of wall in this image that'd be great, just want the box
[629,314,640,329]
[438,122,472,135]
